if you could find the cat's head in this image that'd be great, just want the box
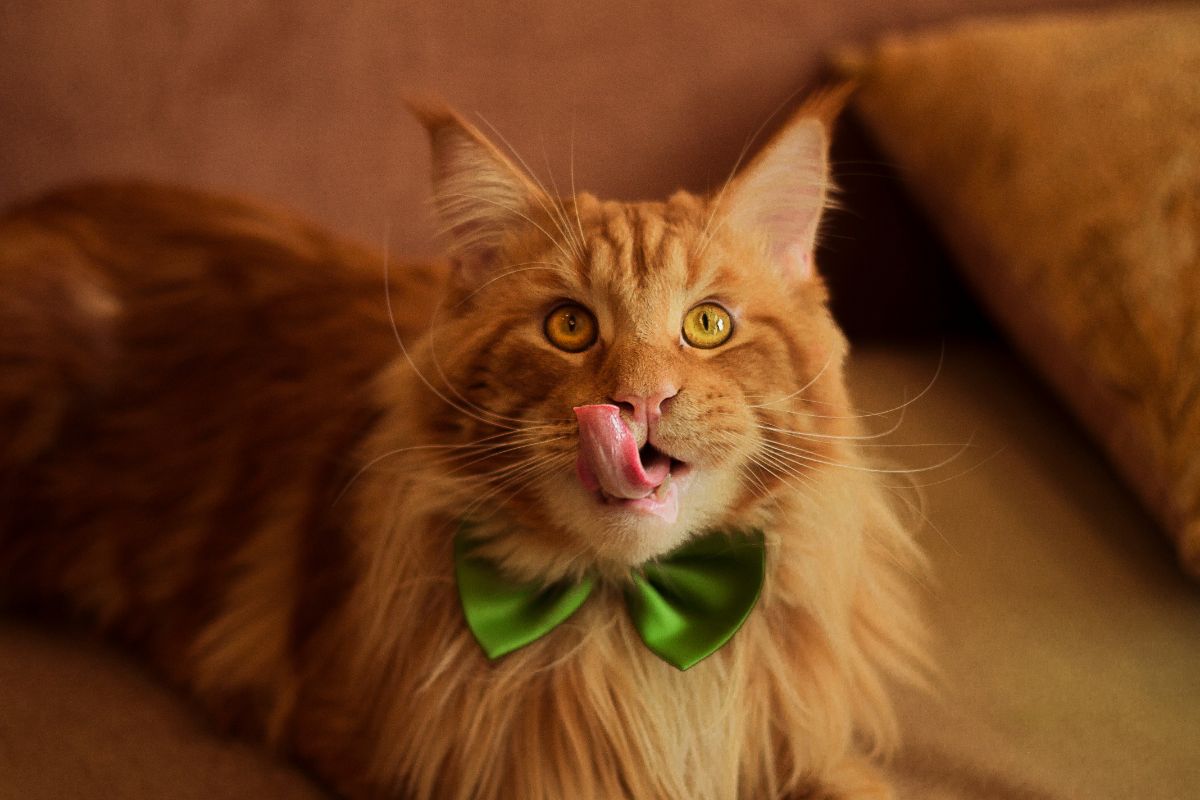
[407,91,855,575]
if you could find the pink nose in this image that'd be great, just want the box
[611,385,679,426]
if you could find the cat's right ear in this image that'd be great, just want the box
[406,98,549,277]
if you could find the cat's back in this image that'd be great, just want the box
[0,181,445,644]
[0,181,446,377]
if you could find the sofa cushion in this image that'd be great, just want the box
[841,6,1200,576]
[851,343,1200,800]
[0,621,324,799]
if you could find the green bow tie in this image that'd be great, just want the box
[454,525,765,671]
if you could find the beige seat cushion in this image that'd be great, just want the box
[4,343,1199,798]
[0,622,324,799]
[841,6,1200,577]
[851,343,1200,800]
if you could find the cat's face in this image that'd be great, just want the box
[411,97,850,572]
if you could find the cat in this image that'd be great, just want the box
[0,86,928,799]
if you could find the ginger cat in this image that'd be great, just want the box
[0,88,927,799]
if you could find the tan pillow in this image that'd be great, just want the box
[838,6,1200,576]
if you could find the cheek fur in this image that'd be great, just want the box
[690,319,847,480]
[440,316,570,416]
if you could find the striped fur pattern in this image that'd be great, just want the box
[0,91,927,799]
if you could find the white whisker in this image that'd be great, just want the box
[755,407,908,442]
[696,87,808,258]
[746,355,833,409]
[425,287,566,427]
[334,428,563,505]
[461,452,574,520]
[740,343,946,423]
[786,344,946,420]
[758,437,972,476]
[383,226,580,437]
[539,137,587,262]
[382,230,535,434]
[467,445,571,482]
[453,262,573,308]
[568,120,588,256]
[474,114,584,263]
[439,191,576,266]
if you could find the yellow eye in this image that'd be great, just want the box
[682,302,733,349]
[544,303,598,352]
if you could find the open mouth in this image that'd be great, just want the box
[574,405,691,524]
[599,443,691,522]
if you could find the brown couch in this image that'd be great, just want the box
[4,2,1198,798]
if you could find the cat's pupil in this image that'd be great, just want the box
[702,312,710,331]
[566,314,577,332]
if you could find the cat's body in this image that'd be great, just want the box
[0,94,927,799]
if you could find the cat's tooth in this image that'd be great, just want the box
[654,472,672,500]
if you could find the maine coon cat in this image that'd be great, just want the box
[0,86,927,799]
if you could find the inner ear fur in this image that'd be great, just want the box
[406,98,550,271]
[717,83,855,282]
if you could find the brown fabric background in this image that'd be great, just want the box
[1,0,1114,338]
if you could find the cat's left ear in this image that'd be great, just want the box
[717,84,854,282]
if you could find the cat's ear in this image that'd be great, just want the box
[716,84,853,282]
[406,98,549,273]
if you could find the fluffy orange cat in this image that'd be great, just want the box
[0,87,927,799]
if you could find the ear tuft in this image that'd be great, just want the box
[405,97,547,268]
[718,83,854,282]
[402,95,460,132]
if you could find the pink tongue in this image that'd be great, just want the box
[574,404,670,500]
